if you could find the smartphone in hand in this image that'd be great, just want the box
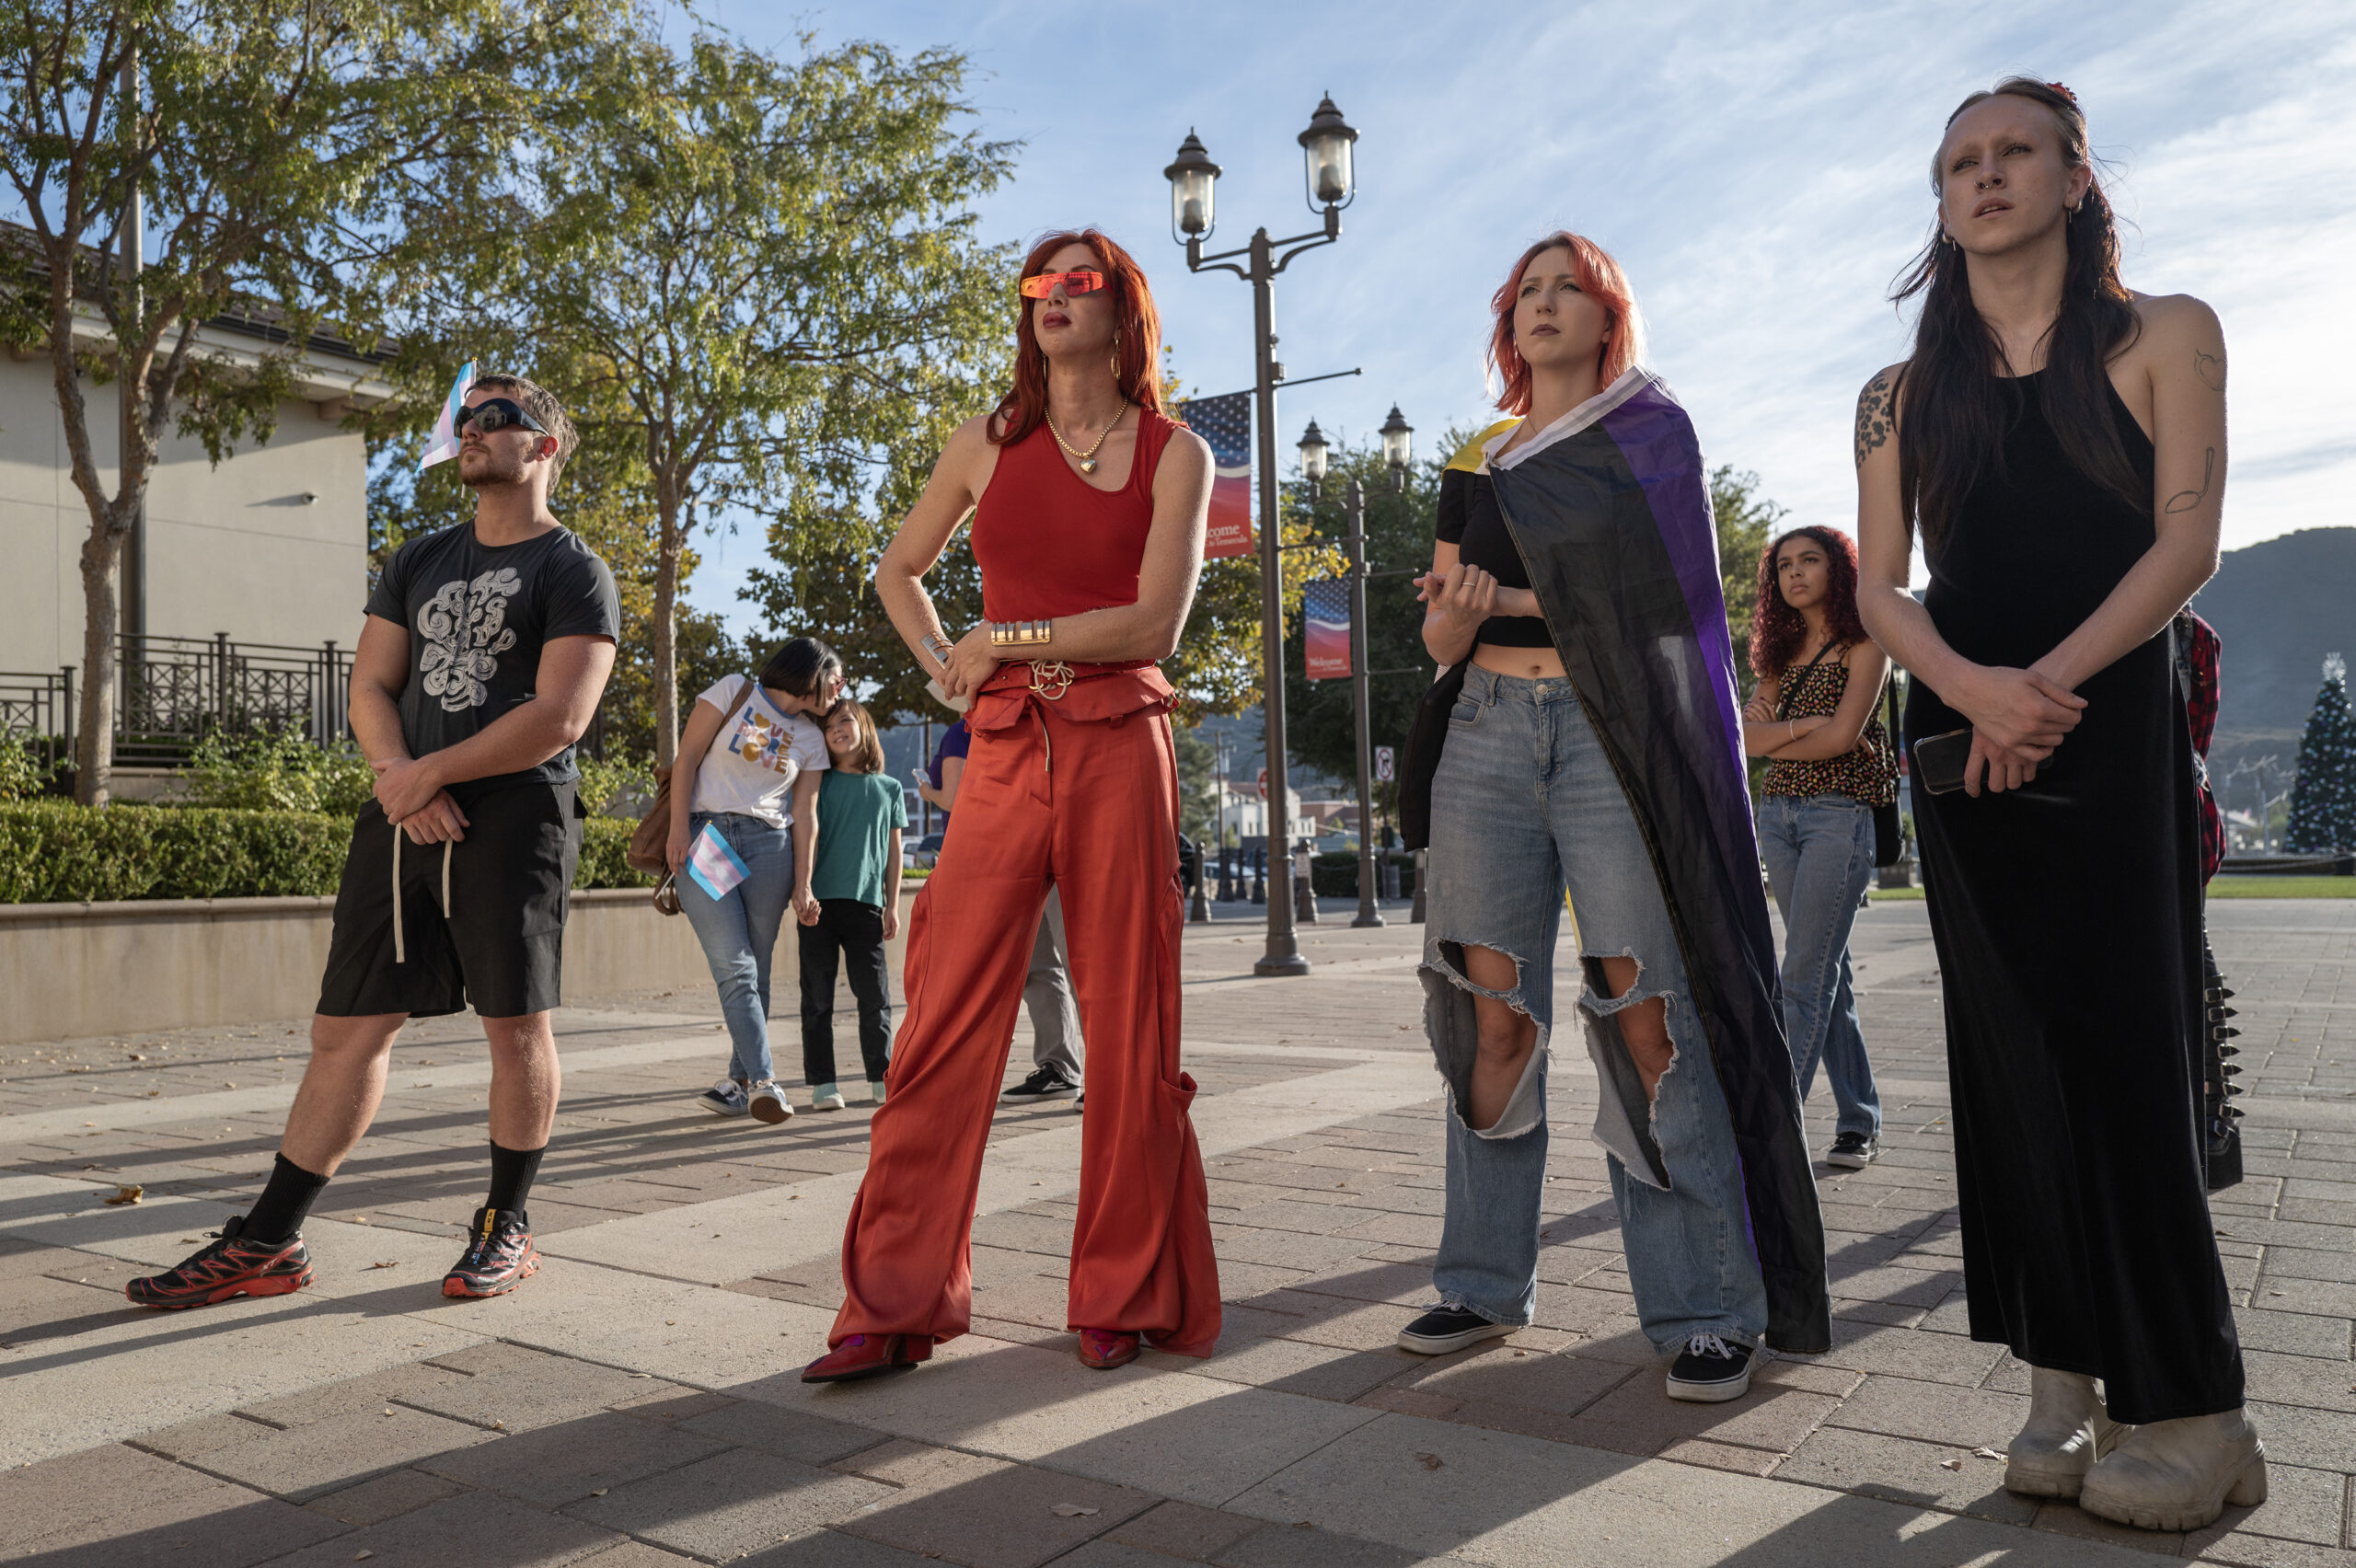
[1911,728,1974,796]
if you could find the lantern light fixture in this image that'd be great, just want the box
[1163,130,1221,243]
[1298,95,1359,212]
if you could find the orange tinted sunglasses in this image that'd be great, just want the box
[1019,270,1107,299]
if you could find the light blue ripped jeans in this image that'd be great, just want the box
[1422,664,1769,1354]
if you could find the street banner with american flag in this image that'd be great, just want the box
[1176,390,1254,559]
[1302,578,1351,680]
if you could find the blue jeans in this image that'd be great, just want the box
[1423,664,1769,1353]
[678,811,793,1083]
[1757,794,1882,1139]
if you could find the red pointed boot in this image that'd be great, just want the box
[1078,1329,1140,1370]
[802,1332,931,1383]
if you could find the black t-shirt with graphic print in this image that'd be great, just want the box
[364,522,620,798]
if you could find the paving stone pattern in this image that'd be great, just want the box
[2,899,2352,1565]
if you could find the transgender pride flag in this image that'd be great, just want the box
[1302,578,1351,680]
[417,360,478,471]
[1177,389,1254,559]
[684,822,750,901]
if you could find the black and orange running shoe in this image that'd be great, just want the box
[125,1216,315,1309]
[443,1206,539,1298]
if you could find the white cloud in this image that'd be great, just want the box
[684,0,2355,628]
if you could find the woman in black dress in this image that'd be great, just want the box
[1855,79,2257,1533]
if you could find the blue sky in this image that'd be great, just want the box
[684,0,2356,634]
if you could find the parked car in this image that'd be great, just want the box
[1177,832,1198,893]
[905,832,946,870]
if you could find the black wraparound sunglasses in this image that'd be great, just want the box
[455,397,549,436]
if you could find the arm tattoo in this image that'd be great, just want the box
[2195,349,2225,393]
[1854,370,1894,468]
[2165,445,2215,515]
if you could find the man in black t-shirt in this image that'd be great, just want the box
[129,374,619,1311]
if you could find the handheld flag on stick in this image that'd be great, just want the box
[685,821,750,902]
[418,361,478,471]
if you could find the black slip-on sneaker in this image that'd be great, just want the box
[1825,1132,1881,1170]
[1001,1065,1079,1103]
[1396,1304,1516,1355]
[1665,1332,1753,1402]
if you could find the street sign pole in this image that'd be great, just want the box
[1346,478,1382,928]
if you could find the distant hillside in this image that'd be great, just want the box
[2194,527,2356,764]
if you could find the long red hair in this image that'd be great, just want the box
[994,228,1165,446]
[1487,231,1642,415]
[1750,525,1868,678]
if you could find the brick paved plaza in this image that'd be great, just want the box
[3,897,2352,1566]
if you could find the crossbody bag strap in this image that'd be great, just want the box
[1774,640,1840,723]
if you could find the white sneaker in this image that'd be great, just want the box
[810,1083,847,1112]
[2082,1409,2267,1532]
[748,1079,793,1124]
[697,1079,749,1117]
[2004,1366,2125,1499]
[867,1080,888,1104]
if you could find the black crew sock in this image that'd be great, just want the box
[487,1140,546,1216]
[244,1153,329,1244]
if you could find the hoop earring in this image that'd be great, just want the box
[1109,334,1121,382]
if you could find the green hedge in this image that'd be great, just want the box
[0,801,656,904]
[577,815,657,891]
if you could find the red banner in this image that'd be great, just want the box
[1303,579,1351,681]
[1178,390,1255,559]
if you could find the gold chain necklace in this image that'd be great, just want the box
[1045,398,1128,475]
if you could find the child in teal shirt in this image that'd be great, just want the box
[800,700,907,1108]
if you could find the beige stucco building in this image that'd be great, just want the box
[0,318,390,678]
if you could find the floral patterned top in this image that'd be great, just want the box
[1760,646,1898,807]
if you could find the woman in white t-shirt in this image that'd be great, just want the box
[667,637,841,1124]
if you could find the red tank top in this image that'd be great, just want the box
[970,408,1175,621]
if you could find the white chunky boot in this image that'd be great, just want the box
[2004,1366,2126,1498]
[2080,1408,2267,1531]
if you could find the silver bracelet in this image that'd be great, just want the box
[919,630,955,665]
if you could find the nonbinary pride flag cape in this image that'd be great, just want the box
[418,360,478,471]
[1485,367,1830,1354]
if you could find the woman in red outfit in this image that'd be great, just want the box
[803,229,1218,1382]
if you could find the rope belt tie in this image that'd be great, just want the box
[1025,662,1073,774]
[389,824,454,966]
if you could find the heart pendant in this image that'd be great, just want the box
[1079,458,1097,475]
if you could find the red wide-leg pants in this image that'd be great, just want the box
[829,685,1221,1356]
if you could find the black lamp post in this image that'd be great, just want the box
[1165,96,1359,978]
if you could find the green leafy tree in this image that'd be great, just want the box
[2285,654,2356,853]
[1711,463,1785,695]
[410,30,1017,762]
[0,0,602,804]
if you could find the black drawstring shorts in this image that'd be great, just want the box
[316,781,584,1020]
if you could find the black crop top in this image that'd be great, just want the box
[1434,466,1553,649]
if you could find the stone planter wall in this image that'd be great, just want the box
[0,887,919,1045]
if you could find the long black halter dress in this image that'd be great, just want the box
[1904,370,2244,1424]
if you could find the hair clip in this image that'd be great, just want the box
[2046,81,2078,106]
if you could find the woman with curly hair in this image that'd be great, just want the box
[1742,526,1895,1169]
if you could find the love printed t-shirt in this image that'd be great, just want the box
[688,674,828,828]
[364,522,620,798]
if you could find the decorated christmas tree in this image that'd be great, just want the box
[2283,653,2356,853]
